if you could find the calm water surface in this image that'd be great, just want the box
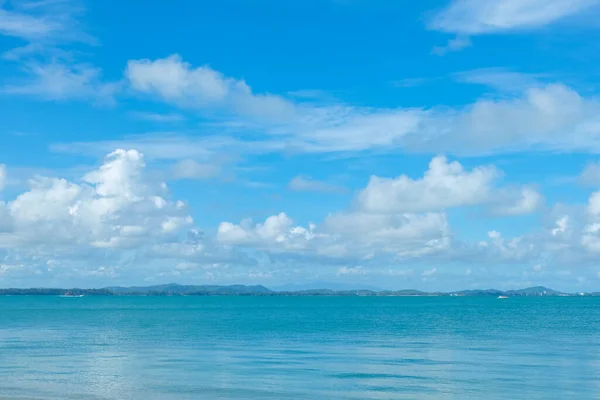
[1,296,599,399]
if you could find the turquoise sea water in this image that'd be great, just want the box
[1,296,599,399]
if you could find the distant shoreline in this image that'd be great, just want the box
[0,284,597,297]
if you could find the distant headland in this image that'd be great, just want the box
[0,284,598,297]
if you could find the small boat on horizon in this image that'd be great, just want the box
[60,291,84,298]
[498,295,508,299]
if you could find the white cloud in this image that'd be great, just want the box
[0,7,61,40]
[125,54,295,122]
[583,193,600,252]
[120,55,600,157]
[211,156,545,266]
[124,54,427,153]
[172,159,221,180]
[4,62,119,102]
[588,191,600,215]
[455,68,545,93]
[129,112,185,123]
[582,225,600,252]
[218,159,464,261]
[1,150,598,288]
[418,84,600,155]
[0,165,5,192]
[355,155,541,215]
[0,0,92,44]
[422,268,437,277]
[323,211,451,259]
[467,197,600,268]
[126,55,234,104]
[288,176,346,194]
[429,0,600,35]
[323,211,448,244]
[217,213,316,252]
[491,187,543,216]
[580,162,600,186]
[1,1,110,102]
[552,215,569,236]
[52,134,233,161]
[356,156,498,213]
[475,230,537,262]
[0,149,194,252]
[217,210,451,262]
[337,266,366,276]
[431,35,472,55]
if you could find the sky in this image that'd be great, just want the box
[2,0,600,291]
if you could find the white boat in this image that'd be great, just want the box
[498,295,508,299]
[60,292,84,298]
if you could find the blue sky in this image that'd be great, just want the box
[2,0,600,291]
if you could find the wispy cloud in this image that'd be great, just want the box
[0,8,61,40]
[0,0,108,101]
[429,0,600,35]
[117,55,600,157]
[129,111,186,123]
[0,0,92,43]
[580,162,600,186]
[0,164,6,192]
[288,176,347,194]
[431,35,472,55]
[4,61,119,102]
[172,159,221,180]
[454,68,547,92]
[391,77,439,88]
[427,0,600,54]
[46,52,600,163]
[50,133,249,161]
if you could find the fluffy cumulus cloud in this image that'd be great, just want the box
[213,155,549,271]
[475,230,537,262]
[5,5,600,291]
[474,187,600,269]
[217,211,451,265]
[217,213,317,252]
[213,154,600,287]
[322,212,451,260]
[218,156,529,263]
[491,187,543,216]
[4,149,195,247]
[356,156,541,215]
[357,156,497,213]
[1,150,599,289]
[0,150,204,283]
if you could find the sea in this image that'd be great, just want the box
[1,296,599,399]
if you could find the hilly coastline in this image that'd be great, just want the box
[0,284,596,297]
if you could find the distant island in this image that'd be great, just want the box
[0,284,598,297]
